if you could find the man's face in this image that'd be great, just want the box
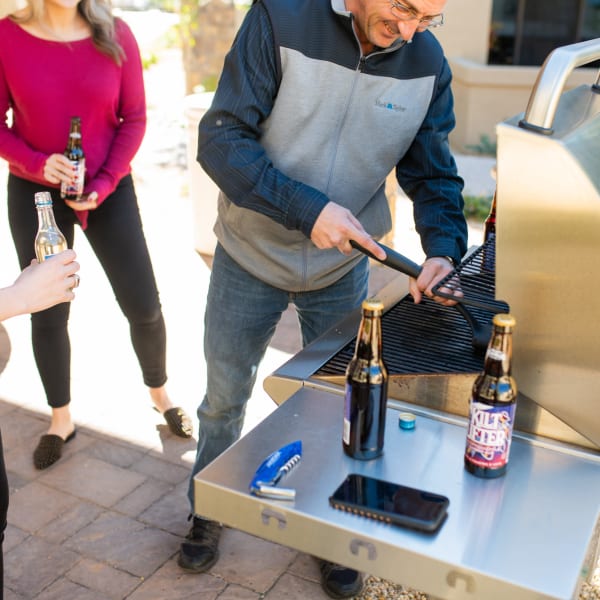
[348,0,446,49]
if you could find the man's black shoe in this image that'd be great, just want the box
[178,516,222,573]
[318,560,363,599]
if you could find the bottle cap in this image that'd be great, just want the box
[398,412,416,430]
[362,298,384,313]
[493,313,516,328]
[34,191,53,207]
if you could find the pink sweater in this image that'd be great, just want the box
[0,17,146,229]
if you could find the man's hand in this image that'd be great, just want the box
[409,256,461,306]
[310,202,386,261]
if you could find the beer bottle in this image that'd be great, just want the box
[483,191,496,242]
[482,191,497,272]
[34,191,68,262]
[60,116,85,201]
[343,298,388,460]
[464,313,517,478]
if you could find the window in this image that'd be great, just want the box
[489,0,600,66]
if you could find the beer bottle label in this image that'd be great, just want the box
[343,383,352,445]
[465,401,516,470]
[61,159,85,198]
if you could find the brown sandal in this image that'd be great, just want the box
[162,407,193,438]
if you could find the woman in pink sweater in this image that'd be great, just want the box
[0,0,193,469]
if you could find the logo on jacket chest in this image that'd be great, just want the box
[375,98,407,112]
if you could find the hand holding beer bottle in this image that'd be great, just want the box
[61,116,85,202]
[41,116,98,211]
[34,191,80,289]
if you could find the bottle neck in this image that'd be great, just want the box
[483,326,512,377]
[484,192,497,239]
[67,118,82,150]
[67,132,82,151]
[354,312,383,363]
[36,204,59,230]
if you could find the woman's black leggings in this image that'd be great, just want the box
[7,174,168,408]
[0,430,8,600]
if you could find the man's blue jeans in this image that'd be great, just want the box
[188,243,369,511]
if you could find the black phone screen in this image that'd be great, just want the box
[329,473,449,532]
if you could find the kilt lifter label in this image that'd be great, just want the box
[465,401,515,469]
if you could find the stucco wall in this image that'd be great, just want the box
[433,0,493,64]
[448,58,597,152]
[432,0,598,153]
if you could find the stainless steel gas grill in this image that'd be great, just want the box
[194,40,600,599]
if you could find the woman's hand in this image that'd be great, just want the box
[0,250,80,320]
[65,191,98,211]
[43,154,96,210]
[43,153,75,186]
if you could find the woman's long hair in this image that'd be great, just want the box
[11,0,124,64]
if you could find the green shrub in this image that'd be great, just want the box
[463,194,493,222]
[465,135,497,157]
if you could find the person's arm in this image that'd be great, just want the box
[0,250,80,321]
[397,58,468,264]
[198,4,328,236]
[76,19,146,209]
[396,57,468,303]
[0,31,48,178]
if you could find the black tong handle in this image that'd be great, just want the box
[350,240,421,279]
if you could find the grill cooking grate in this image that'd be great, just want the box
[315,294,493,377]
[432,234,507,312]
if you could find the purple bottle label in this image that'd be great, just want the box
[465,401,515,470]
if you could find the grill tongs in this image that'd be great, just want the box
[431,234,508,313]
[350,239,507,352]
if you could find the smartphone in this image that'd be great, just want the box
[329,473,449,533]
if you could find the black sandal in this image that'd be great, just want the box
[33,429,76,470]
[162,407,193,438]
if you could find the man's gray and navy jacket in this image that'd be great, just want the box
[197,0,468,292]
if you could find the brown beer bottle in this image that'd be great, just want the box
[464,313,517,478]
[483,191,497,242]
[34,191,68,262]
[482,191,497,272]
[343,298,388,460]
[60,116,85,201]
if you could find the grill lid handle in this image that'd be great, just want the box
[519,38,600,135]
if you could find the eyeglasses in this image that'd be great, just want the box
[388,1,445,30]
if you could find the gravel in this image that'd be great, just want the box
[353,559,600,599]
[354,577,428,600]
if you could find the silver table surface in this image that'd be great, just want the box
[194,386,600,600]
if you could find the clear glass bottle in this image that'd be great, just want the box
[60,116,85,201]
[343,298,388,460]
[34,191,67,262]
[464,313,517,478]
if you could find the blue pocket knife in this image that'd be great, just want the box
[249,440,302,501]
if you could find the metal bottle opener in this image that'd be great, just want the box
[249,440,302,501]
